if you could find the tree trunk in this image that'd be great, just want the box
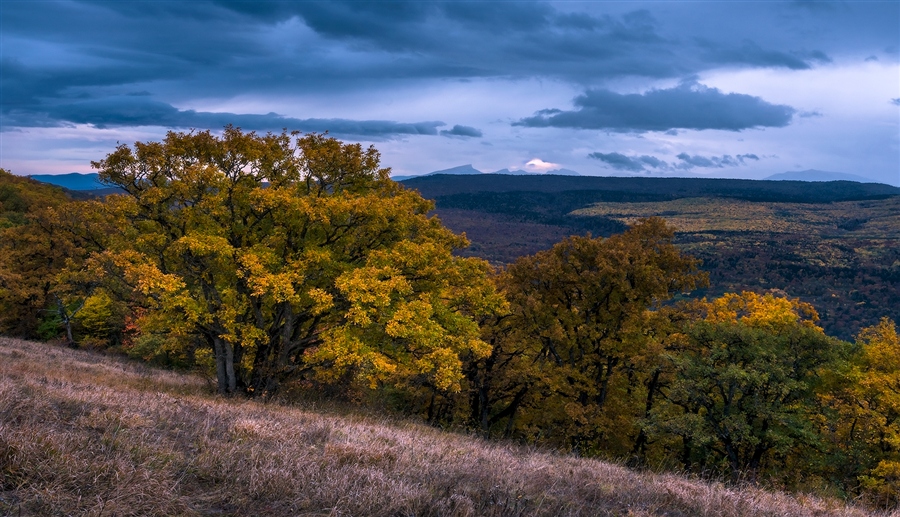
[64,319,75,347]
[55,295,78,347]
[631,367,662,461]
[225,339,236,393]
[725,440,742,483]
[595,355,618,408]
[212,335,237,395]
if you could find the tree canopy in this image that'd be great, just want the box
[88,128,505,396]
[655,292,849,481]
[463,218,707,455]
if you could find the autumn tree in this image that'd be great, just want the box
[468,218,706,455]
[850,318,900,505]
[88,127,504,396]
[815,317,900,506]
[655,291,849,482]
[0,169,109,340]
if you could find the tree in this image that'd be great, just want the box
[89,127,504,396]
[0,170,107,339]
[852,318,900,506]
[656,291,848,482]
[469,218,706,455]
[816,317,900,506]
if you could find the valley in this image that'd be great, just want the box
[403,175,900,340]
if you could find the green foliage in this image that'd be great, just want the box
[814,317,900,507]
[35,311,63,341]
[654,292,849,482]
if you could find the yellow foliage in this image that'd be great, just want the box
[88,127,503,397]
[704,291,821,332]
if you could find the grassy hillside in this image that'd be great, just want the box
[0,337,889,516]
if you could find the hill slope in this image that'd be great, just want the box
[0,338,884,516]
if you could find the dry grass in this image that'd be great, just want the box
[0,337,892,517]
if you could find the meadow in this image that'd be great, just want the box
[0,337,889,517]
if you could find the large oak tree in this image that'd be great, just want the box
[89,128,504,396]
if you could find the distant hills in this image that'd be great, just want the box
[26,169,895,196]
[391,164,581,181]
[28,167,580,185]
[400,173,900,202]
[29,173,105,190]
[395,166,893,185]
[764,169,879,183]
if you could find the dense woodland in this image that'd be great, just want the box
[2,129,900,509]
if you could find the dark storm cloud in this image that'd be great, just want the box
[440,125,483,138]
[5,96,444,138]
[1,0,684,104]
[698,40,829,70]
[516,82,796,132]
[0,3,539,130]
[1,0,894,137]
[590,151,760,172]
[0,57,187,109]
[4,1,261,67]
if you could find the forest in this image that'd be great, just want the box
[1,128,899,509]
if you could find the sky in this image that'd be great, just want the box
[1,0,898,185]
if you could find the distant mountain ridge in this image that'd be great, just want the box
[765,169,879,183]
[28,173,105,190]
[426,164,483,176]
[401,173,900,202]
[392,164,581,181]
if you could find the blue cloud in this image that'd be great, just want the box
[516,82,796,132]
[7,96,445,138]
[638,155,669,169]
[676,153,760,168]
[698,40,829,70]
[440,125,483,138]
[590,151,761,172]
[588,152,649,172]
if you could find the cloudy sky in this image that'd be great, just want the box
[2,0,898,184]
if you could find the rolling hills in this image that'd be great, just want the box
[401,174,900,340]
